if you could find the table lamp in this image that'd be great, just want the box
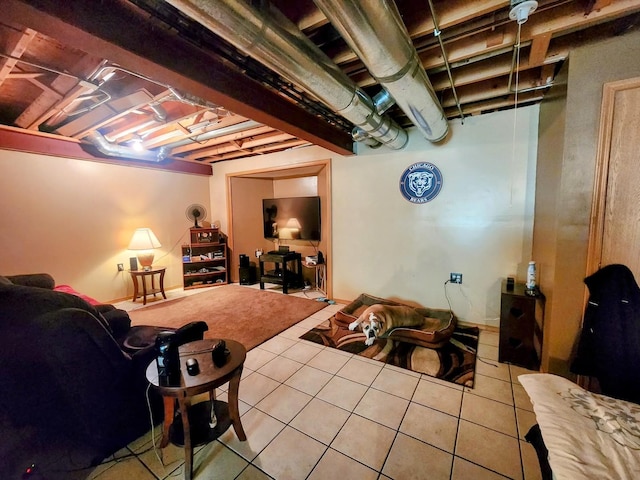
[128,228,161,270]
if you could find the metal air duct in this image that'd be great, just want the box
[165,0,408,150]
[84,131,169,162]
[314,0,449,143]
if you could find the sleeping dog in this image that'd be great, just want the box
[348,304,425,346]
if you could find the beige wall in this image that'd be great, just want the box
[212,106,539,326]
[533,28,640,375]
[0,150,210,302]
[227,168,328,288]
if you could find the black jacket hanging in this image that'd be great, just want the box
[571,264,640,403]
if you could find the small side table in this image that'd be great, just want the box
[129,266,166,305]
[146,339,247,480]
[302,261,326,295]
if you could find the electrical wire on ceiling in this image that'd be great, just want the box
[508,1,538,206]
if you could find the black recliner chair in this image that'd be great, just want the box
[0,273,208,460]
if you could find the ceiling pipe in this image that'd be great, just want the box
[163,119,262,149]
[165,0,408,150]
[84,131,169,162]
[313,0,449,143]
[426,0,464,123]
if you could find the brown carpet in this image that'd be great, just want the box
[128,285,327,350]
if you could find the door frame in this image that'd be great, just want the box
[586,77,640,276]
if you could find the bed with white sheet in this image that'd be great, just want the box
[519,373,640,479]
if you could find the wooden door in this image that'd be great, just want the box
[588,77,640,279]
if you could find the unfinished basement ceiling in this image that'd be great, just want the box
[0,0,639,169]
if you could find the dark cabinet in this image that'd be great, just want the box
[499,281,544,370]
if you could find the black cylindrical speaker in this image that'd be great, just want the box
[239,254,250,267]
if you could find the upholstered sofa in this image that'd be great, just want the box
[0,273,205,460]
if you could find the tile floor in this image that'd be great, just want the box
[87,286,543,480]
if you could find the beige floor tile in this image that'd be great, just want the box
[383,362,421,378]
[317,375,368,411]
[331,414,396,471]
[520,439,544,480]
[255,384,312,423]
[511,364,540,381]
[467,373,514,405]
[244,347,278,371]
[308,448,378,480]
[382,432,453,480]
[412,378,463,416]
[136,441,185,479]
[337,356,384,386]
[461,393,518,437]
[217,390,252,417]
[513,383,534,412]
[516,407,538,440]
[238,372,281,406]
[476,358,511,382]
[192,441,248,479]
[354,388,409,430]
[478,343,499,361]
[371,366,420,399]
[420,373,464,390]
[218,408,285,461]
[89,456,158,480]
[307,348,351,374]
[399,401,458,453]
[236,465,273,480]
[253,426,326,480]
[256,355,303,383]
[451,457,509,480]
[284,364,333,396]
[456,420,523,480]
[278,324,311,341]
[259,335,297,355]
[479,330,499,347]
[281,341,322,363]
[236,464,273,480]
[290,398,350,445]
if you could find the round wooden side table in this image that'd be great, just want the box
[145,339,247,480]
[129,266,166,305]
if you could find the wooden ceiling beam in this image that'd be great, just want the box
[0,27,36,88]
[0,125,212,174]
[4,0,353,156]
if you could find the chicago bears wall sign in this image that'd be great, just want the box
[399,162,443,203]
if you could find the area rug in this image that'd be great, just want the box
[128,285,327,351]
[300,294,479,387]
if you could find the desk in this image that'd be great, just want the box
[129,266,166,305]
[259,251,303,294]
[146,339,247,480]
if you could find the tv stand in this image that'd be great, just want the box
[259,251,303,294]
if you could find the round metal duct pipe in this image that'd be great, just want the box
[166,0,408,150]
[314,0,449,143]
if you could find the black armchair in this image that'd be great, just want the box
[0,273,207,459]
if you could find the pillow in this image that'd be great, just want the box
[0,275,12,285]
[0,283,112,334]
[53,284,102,306]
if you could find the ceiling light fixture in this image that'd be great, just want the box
[509,1,538,25]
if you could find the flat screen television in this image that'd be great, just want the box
[263,196,321,241]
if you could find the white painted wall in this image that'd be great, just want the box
[0,150,210,302]
[212,106,539,326]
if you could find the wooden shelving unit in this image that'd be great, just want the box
[182,227,228,289]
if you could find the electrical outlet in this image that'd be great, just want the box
[450,272,462,284]
[117,263,124,272]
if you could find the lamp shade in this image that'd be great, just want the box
[128,228,162,250]
[128,228,161,269]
